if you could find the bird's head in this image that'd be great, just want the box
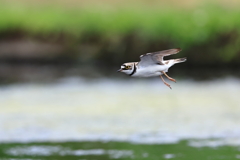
[117,63,135,75]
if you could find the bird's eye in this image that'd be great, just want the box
[125,66,130,69]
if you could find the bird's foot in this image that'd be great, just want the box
[169,78,176,83]
[164,82,172,89]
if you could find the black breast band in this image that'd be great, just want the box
[129,63,136,76]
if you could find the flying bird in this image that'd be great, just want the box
[117,48,186,89]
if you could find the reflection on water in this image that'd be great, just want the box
[0,77,240,144]
[1,140,240,160]
[6,146,133,158]
[188,139,240,148]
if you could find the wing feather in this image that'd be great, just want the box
[138,48,181,67]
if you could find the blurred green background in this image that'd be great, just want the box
[1,0,240,160]
[0,0,240,82]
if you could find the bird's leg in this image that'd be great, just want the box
[160,75,172,89]
[161,71,176,83]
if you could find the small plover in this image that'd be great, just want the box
[117,48,186,89]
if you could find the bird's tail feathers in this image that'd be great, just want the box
[174,57,187,64]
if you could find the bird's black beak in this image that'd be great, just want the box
[117,69,122,72]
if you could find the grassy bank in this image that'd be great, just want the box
[0,0,240,66]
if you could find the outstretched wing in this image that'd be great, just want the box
[138,48,181,67]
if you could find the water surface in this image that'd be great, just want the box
[0,77,240,159]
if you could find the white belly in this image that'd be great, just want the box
[132,65,169,77]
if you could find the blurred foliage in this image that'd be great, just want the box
[0,0,240,66]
